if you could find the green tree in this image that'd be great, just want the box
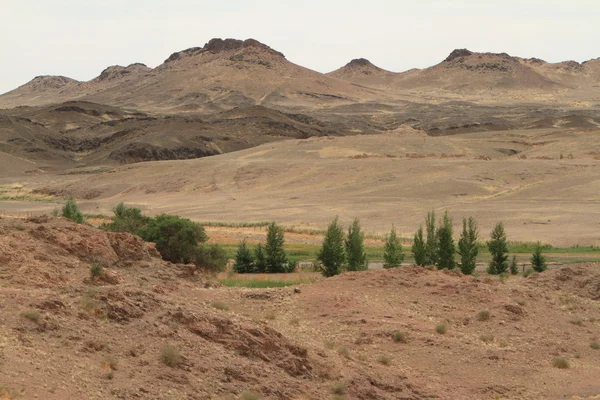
[138,214,207,264]
[424,210,438,266]
[437,211,456,270]
[254,243,267,273]
[383,227,404,269]
[345,218,367,271]
[457,217,478,275]
[487,222,509,275]
[102,202,150,233]
[265,222,288,273]
[411,227,427,266]
[233,240,254,274]
[317,217,346,277]
[510,255,519,275]
[195,244,228,273]
[62,197,84,224]
[531,242,547,272]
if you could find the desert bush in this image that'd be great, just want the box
[160,345,182,367]
[337,346,349,358]
[90,263,103,279]
[345,218,368,271]
[531,242,548,272]
[487,222,509,275]
[377,355,392,365]
[138,214,207,264]
[393,331,407,343]
[240,392,261,400]
[318,217,346,277]
[289,317,300,325]
[211,301,230,311]
[477,310,491,321]
[102,202,150,233]
[383,226,404,268]
[510,255,519,275]
[437,211,456,270]
[569,318,584,326]
[331,382,346,395]
[552,357,569,369]
[435,323,448,334]
[458,217,478,274]
[591,341,600,350]
[424,210,438,266]
[22,309,41,323]
[62,197,84,224]
[480,334,494,343]
[233,240,254,273]
[265,222,289,273]
[412,226,427,266]
[195,244,228,273]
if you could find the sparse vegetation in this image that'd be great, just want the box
[337,346,350,358]
[240,392,261,400]
[523,267,535,278]
[318,217,346,277]
[62,196,84,224]
[210,301,230,311]
[591,341,600,350]
[345,218,367,271]
[487,222,509,275]
[531,242,548,272]
[331,382,346,395]
[569,318,585,326]
[383,226,404,268]
[393,331,408,343]
[289,317,300,325]
[436,323,448,334]
[552,357,569,369]
[510,255,519,275]
[480,334,494,343]
[219,277,313,288]
[22,309,41,323]
[458,216,478,275]
[476,310,491,321]
[160,345,182,367]
[377,355,392,365]
[90,262,103,279]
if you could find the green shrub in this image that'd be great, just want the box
[346,218,368,271]
[138,214,207,264]
[102,202,150,233]
[552,357,569,369]
[412,226,427,266]
[591,341,600,350]
[318,217,346,277]
[22,309,41,323]
[254,243,267,273]
[458,217,478,275]
[436,323,448,334]
[160,345,182,367]
[62,197,84,224]
[331,382,346,395]
[90,263,103,279]
[383,226,404,269]
[265,222,289,273]
[510,255,519,275]
[195,244,228,273]
[233,240,254,273]
[476,310,490,321]
[487,222,509,274]
[436,211,456,270]
[531,242,548,272]
[424,210,438,266]
[393,331,407,343]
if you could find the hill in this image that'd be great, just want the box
[327,58,398,88]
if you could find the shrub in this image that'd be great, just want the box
[552,357,569,369]
[211,301,230,311]
[436,211,456,270]
[480,334,494,343]
[289,317,300,325]
[377,355,392,365]
[523,268,535,277]
[487,222,509,275]
[253,243,267,273]
[102,203,150,233]
[90,263,103,279]
[345,218,368,271]
[510,255,519,275]
[531,242,548,272]
[318,217,346,277]
[393,331,407,343]
[424,210,438,266]
[331,382,346,395]
[160,345,182,367]
[62,197,84,224]
[458,217,478,275]
[240,392,261,400]
[412,226,427,266]
[591,341,600,350]
[383,226,404,268]
[476,310,491,321]
[337,346,349,358]
[195,244,228,273]
[233,240,254,273]
[435,323,447,334]
[265,222,289,273]
[138,214,207,264]
[569,318,584,326]
[22,309,41,323]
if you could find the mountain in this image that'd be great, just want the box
[327,58,397,87]
[0,38,379,112]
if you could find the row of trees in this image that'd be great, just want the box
[233,222,293,273]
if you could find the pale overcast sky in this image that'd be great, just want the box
[1,0,599,94]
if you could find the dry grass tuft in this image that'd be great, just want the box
[160,345,182,367]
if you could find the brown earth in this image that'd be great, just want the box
[0,217,599,399]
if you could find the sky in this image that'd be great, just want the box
[1,0,599,94]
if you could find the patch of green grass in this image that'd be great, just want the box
[210,301,230,311]
[552,357,569,369]
[476,310,491,321]
[22,309,42,323]
[219,278,311,288]
[393,331,408,343]
[435,323,448,334]
[160,345,182,367]
[377,355,392,365]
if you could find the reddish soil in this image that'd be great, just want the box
[0,217,599,399]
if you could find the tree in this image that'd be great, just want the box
[195,244,228,273]
[457,217,478,275]
[265,222,288,273]
[345,218,367,271]
[383,227,404,269]
[233,240,254,274]
[531,242,547,272]
[317,217,346,277]
[62,197,84,224]
[424,210,438,266]
[254,243,267,273]
[437,211,456,270]
[487,222,509,275]
[102,202,150,234]
[138,214,207,264]
[412,227,427,266]
[510,255,519,275]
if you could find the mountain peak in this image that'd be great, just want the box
[444,49,474,62]
[164,38,285,64]
[344,58,377,68]
[96,63,151,82]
